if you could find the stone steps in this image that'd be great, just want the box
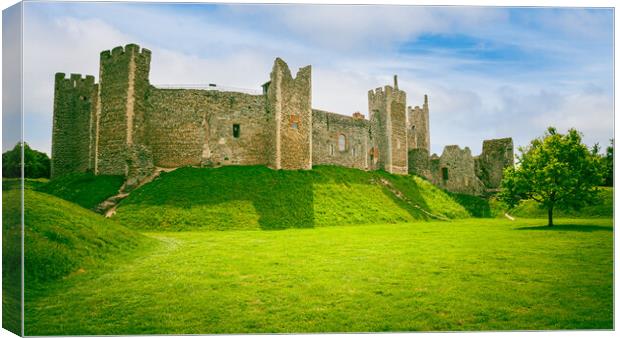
[94,167,177,218]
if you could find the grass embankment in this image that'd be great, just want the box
[25,218,613,334]
[3,184,154,291]
[38,173,124,209]
[113,165,470,231]
[3,181,23,335]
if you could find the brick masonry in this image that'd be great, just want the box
[51,43,513,195]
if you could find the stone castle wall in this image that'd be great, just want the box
[312,109,369,170]
[51,43,514,196]
[146,88,268,168]
[51,73,97,178]
[430,145,485,195]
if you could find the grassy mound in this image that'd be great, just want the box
[3,188,153,289]
[509,187,613,219]
[114,165,470,231]
[38,173,124,209]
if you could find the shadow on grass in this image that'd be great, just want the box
[514,224,612,232]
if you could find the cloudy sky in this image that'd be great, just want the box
[4,2,614,156]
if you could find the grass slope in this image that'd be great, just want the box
[6,189,153,290]
[113,166,470,231]
[25,218,612,334]
[509,187,613,219]
[38,173,124,209]
[2,181,23,335]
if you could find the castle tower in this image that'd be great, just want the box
[51,73,97,178]
[96,44,151,176]
[407,94,430,153]
[368,75,408,175]
[265,58,312,170]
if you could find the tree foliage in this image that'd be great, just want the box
[602,139,613,187]
[499,127,601,226]
[2,142,51,179]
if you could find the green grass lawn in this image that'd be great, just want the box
[25,218,613,334]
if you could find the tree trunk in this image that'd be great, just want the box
[548,206,554,227]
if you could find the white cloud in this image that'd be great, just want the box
[18,3,613,160]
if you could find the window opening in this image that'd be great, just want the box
[338,135,346,151]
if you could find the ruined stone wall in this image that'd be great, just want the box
[475,137,514,190]
[312,109,369,170]
[51,73,96,178]
[146,88,268,168]
[407,94,430,153]
[97,44,151,176]
[431,145,484,195]
[407,148,432,180]
[265,58,312,170]
[368,77,407,175]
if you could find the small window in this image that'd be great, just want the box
[397,139,401,150]
[329,144,334,156]
[338,135,346,151]
[442,167,449,181]
[290,114,300,129]
[352,145,357,157]
[232,124,240,138]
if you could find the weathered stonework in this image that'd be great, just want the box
[51,73,96,178]
[312,109,369,170]
[266,58,312,170]
[475,138,514,190]
[368,76,408,175]
[51,43,513,195]
[407,95,430,153]
[430,145,485,195]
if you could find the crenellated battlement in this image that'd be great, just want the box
[100,43,151,61]
[55,72,96,89]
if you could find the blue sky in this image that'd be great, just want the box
[5,2,614,156]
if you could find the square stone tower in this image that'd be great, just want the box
[51,73,97,178]
[407,94,430,153]
[265,58,312,170]
[368,75,408,175]
[96,44,152,176]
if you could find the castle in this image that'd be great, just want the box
[51,43,513,195]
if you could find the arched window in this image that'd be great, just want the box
[338,135,346,151]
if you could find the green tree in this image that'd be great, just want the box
[2,142,51,179]
[602,139,613,187]
[499,127,601,226]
